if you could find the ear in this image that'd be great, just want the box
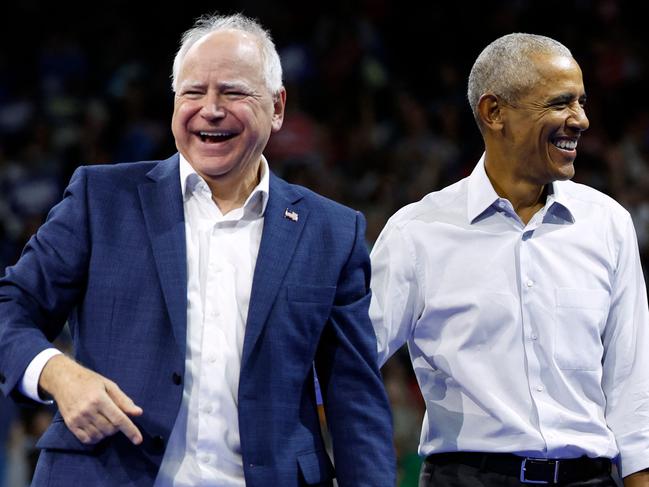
[477,93,505,132]
[271,87,287,132]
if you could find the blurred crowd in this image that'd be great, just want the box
[1,1,648,485]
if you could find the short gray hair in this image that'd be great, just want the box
[467,33,572,126]
[171,13,283,95]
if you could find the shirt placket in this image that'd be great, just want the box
[518,208,557,453]
[195,194,229,475]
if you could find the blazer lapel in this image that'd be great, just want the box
[241,174,307,366]
[138,154,188,353]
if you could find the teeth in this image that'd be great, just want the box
[553,139,577,150]
[200,131,230,137]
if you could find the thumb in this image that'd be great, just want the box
[105,381,143,417]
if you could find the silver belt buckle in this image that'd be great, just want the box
[520,457,559,484]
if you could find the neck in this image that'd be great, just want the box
[484,154,547,225]
[204,160,262,215]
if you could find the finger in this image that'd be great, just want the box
[115,413,143,445]
[76,423,106,445]
[105,382,143,417]
[70,426,92,445]
[92,412,120,437]
[101,397,143,445]
[72,407,116,444]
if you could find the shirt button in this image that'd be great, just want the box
[208,355,217,364]
[536,385,544,392]
[200,455,210,464]
[531,334,538,340]
[498,201,506,208]
[526,279,534,287]
[151,435,165,454]
[203,405,213,414]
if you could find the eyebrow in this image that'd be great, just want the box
[178,80,253,92]
[219,82,253,92]
[179,80,206,90]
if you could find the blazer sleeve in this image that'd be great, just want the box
[314,211,397,487]
[0,167,90,400]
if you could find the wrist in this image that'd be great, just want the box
[38,354,73,399]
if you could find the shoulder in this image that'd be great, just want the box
[67,156,177,196]
[559,179,631,221]
[272,174,360,221]
[384,177,468,233]
[558,180,636,253]
[74,160,162,184]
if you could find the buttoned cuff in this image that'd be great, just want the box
[18,348,62,403]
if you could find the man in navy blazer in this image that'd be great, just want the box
[0,13,396,486]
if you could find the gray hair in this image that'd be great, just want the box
[467,33,572,126]
[171,13,283,95]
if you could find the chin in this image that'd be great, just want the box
[556,166,575,181]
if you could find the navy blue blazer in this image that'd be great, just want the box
[0,154,396,486]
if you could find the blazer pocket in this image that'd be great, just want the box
[297,449,335,485]
[553,288,609,371]
[287,285,336,305]
[36,417,99,453]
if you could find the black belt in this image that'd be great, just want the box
[425,452,612,484]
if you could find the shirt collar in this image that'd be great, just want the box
[467,153,501,223]
[179,153,270,217]
[544,180,574,223]
[467,153,575,224]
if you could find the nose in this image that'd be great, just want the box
[567,104,589,132]
[200,93,226,120]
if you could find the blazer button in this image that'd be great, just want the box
[0,373,5,384]
[172,372,182,385]
[151,435,165,454]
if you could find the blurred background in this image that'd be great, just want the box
[1,0,648,485]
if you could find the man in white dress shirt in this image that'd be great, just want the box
[370,33,649,486]
[0,13,395,487]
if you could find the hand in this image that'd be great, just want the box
[39,354,143,445]
[625,469,649,487]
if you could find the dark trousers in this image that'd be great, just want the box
[419,458,618,487]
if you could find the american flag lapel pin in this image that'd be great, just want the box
[284,208,299,222]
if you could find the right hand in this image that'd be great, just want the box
[38,354,143,445]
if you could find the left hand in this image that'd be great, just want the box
[625,469,649,487]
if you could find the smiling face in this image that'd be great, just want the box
[171,29,285,184]
[501,53,589,185]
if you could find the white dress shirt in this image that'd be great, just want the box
[154,154,268,486]
[21,154,269,486]
[370,155,649,477]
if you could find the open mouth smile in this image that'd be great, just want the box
[198,131,237,143]
[551,137,578,152]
